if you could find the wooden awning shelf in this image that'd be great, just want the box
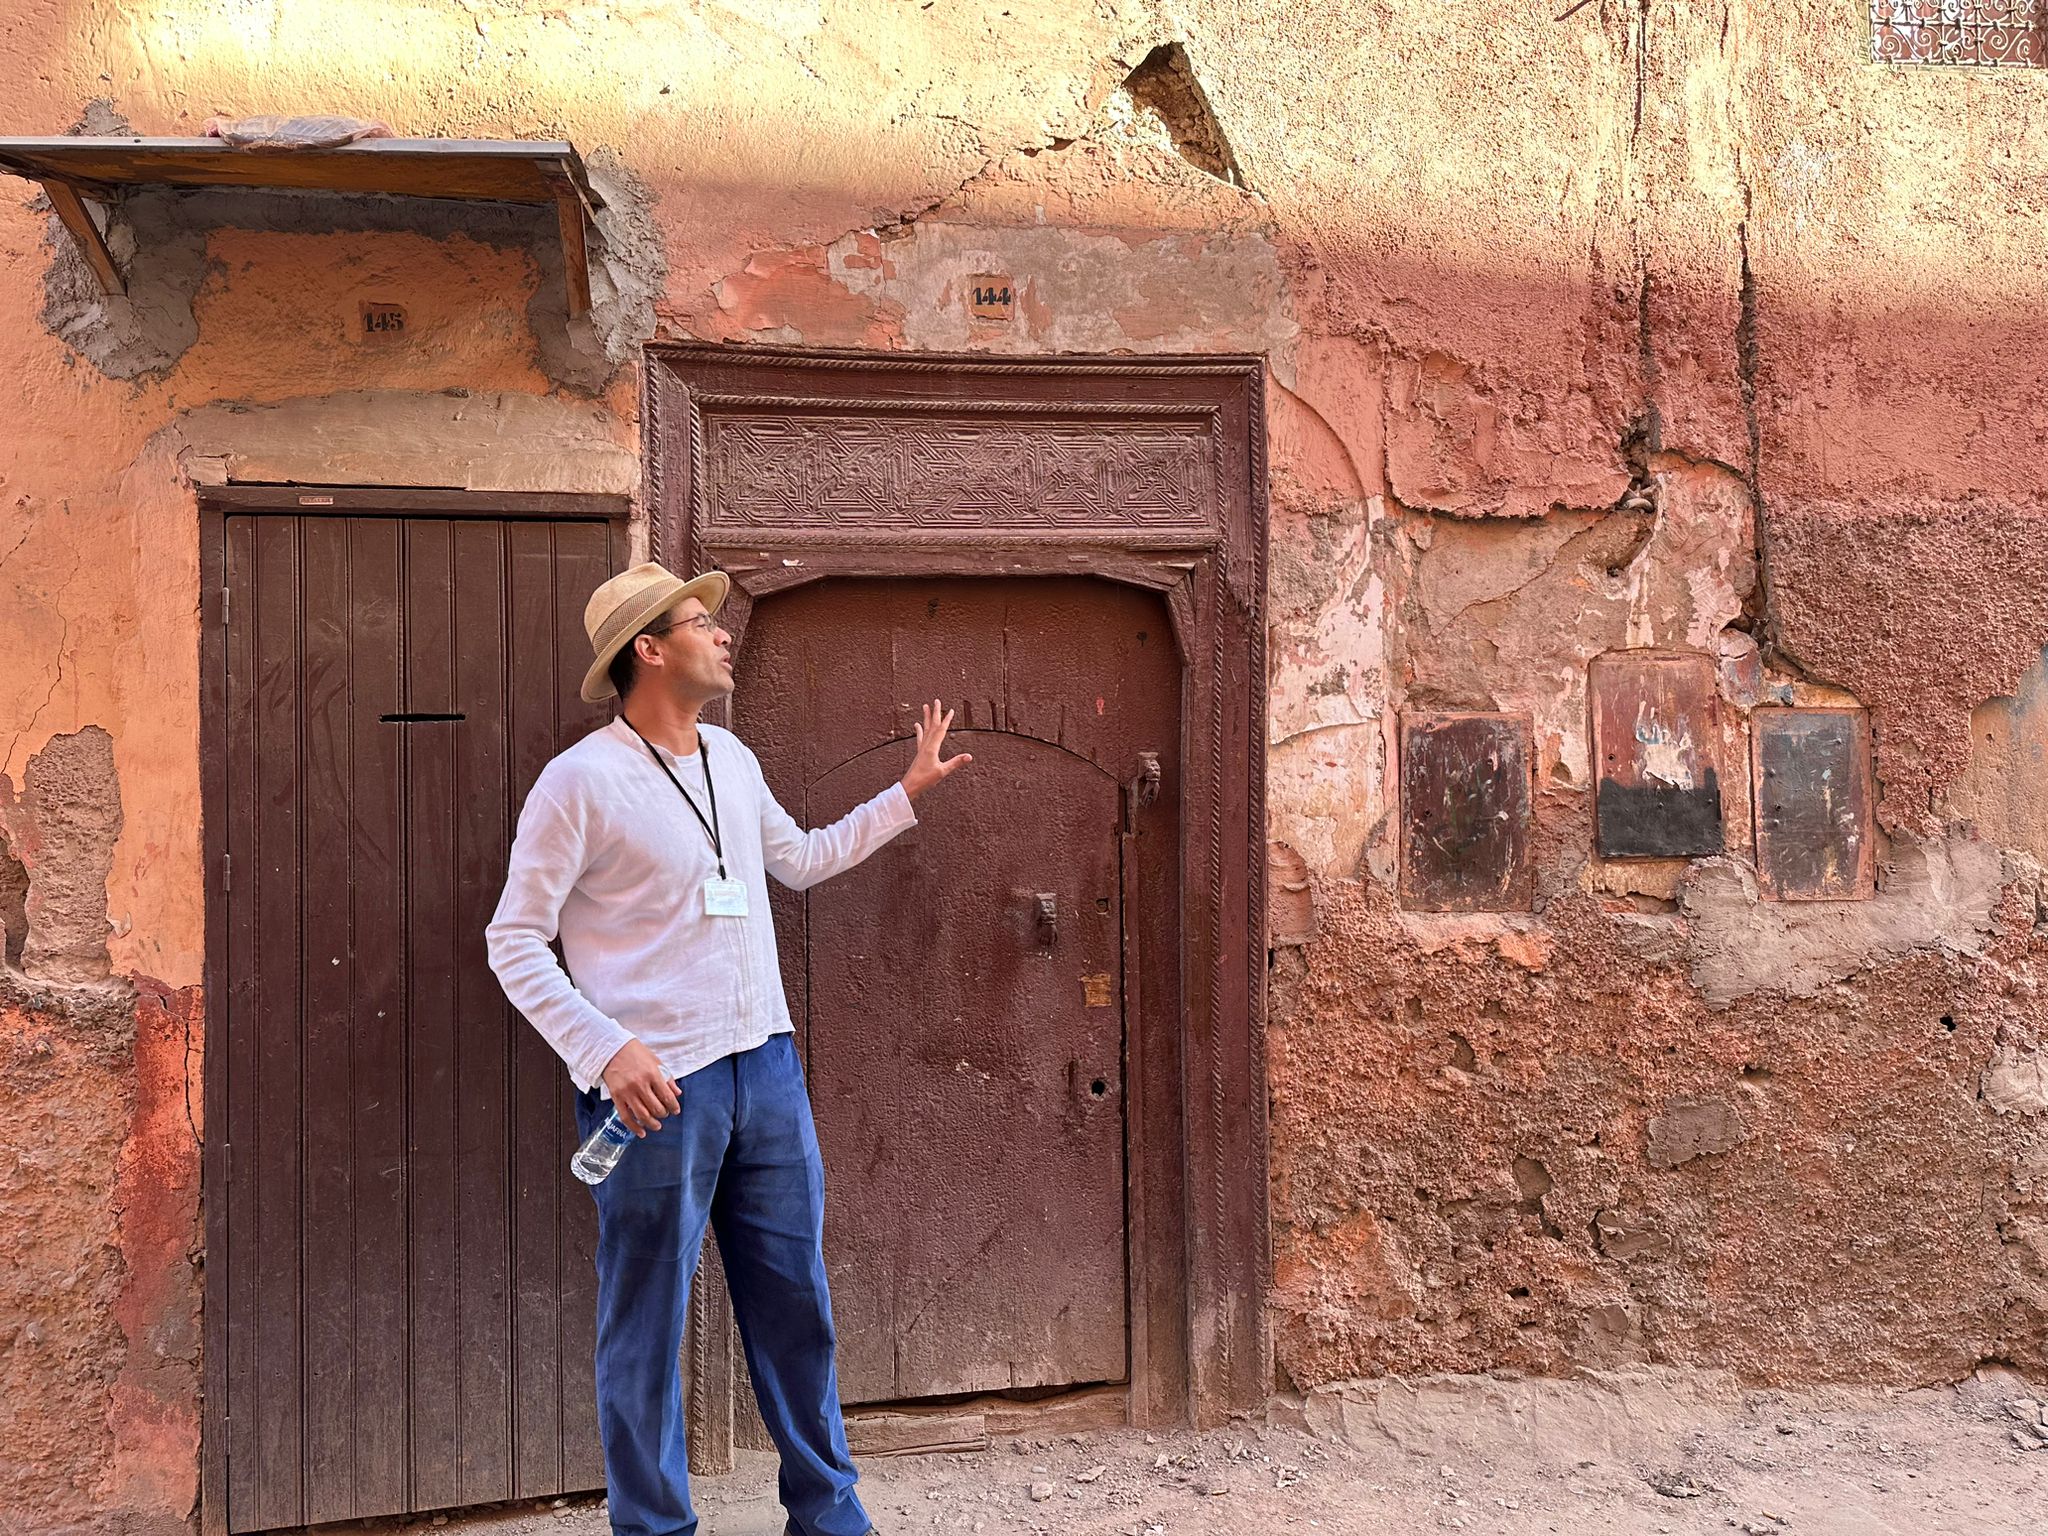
[0,136,603,316]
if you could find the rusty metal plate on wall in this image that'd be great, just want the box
[1399,712,1533,912]
[1752,707,1874,901]
[1591,651,1724,859]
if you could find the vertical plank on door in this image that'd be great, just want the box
[506,520,564,1497]
[350,518,410,1516]
[221,518,266,1531]
[451,520,515,1502]
[550,521,612,1491]
[247,516,306,1532]
[404,521,461,1511]
[299,516,357,1524]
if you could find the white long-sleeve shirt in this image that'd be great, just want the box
[487,717,917,1092]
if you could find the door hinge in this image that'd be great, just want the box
[218,586,230,628]
[221,852,230,893]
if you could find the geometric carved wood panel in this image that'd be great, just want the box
[704,409,1217,533]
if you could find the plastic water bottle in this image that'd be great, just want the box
[572,1111,635,1184]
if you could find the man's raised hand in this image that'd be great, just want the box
[900,699,973,801]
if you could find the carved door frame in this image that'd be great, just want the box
[644,344,1269,1451]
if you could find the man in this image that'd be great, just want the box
[487,561,969,1536]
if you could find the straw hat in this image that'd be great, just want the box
[579,561,730,704]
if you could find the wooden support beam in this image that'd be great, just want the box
[42,178,123,295]
[543,167,593,318]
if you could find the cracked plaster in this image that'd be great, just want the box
[6,0,2048,1526]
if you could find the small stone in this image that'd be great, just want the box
[1775,1423,1797,1435]
[1028,1482,1054,1502]
[1650,1472,1711,1499]
[1192,1478,1228,1497]
[2013,1429,2047,1451]
[431,1519,448,1528]
[1075,1465,1106,1483]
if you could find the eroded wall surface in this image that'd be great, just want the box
[3,0,2047,1528]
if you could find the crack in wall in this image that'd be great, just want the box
[5,613,71,785]
[1734,203,1780,658]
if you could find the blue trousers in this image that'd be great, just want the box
[575,1033,870,1536]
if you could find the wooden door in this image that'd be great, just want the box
[734,577,1179,1405]
[215,513,613,1531]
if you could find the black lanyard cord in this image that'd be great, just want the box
[625,722,727,879]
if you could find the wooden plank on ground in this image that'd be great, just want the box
[843,1412,990,1457]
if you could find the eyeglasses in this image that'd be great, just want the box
[644,614,720,640]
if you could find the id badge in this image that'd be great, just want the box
[703,876,749,918]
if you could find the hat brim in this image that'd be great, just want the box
[579,570,731,704]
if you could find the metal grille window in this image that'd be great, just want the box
[1871,0,2048,64]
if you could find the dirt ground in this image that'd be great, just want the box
[333,1366,2048,1536]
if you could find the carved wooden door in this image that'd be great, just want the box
[734,576,1179,1403]
[214,512,613,1530]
